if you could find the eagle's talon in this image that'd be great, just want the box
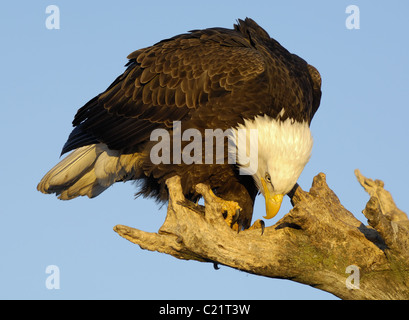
[248,219,265,235]
[237,220,245,234]
[260,220,265,235]
[220,202,241,230]
[230,209,241,227]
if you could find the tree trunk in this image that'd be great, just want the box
[114,170,409,300]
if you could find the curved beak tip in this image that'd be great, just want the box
[263,194,284,220]
[260,178,284,219]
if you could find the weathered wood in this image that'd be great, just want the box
[114,171,409,300]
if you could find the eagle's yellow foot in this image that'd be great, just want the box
[207,189,242,229]
[248,219,265,235]
[223,209,241,231]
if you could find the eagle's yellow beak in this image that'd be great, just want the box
[261,178,284,219]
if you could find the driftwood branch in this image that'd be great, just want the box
[114,170,409,300]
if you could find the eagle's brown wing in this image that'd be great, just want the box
[62,26,269,154]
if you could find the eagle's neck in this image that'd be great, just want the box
[230,114,313,195]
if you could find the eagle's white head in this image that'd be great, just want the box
[231,114,313,219]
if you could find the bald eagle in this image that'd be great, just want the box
[37,18,321,229]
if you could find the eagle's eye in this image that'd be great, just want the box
[264,172,275,191]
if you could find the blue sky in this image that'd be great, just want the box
[1,1,408,300]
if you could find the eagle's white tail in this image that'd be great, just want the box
[37,144,142,200]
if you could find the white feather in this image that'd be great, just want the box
[94,146,121,187]
[229,115,313,195]
[46,145,99,188]
[37,143,143,200]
